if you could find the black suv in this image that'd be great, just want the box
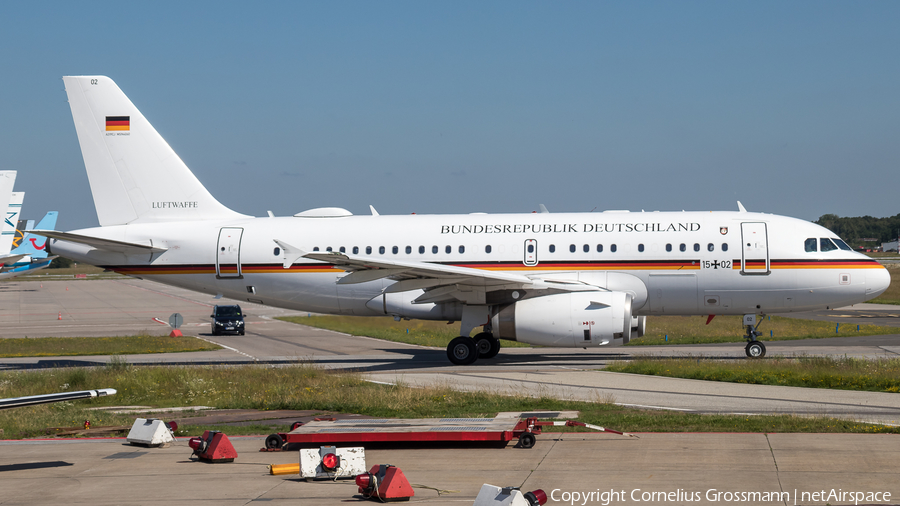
[210,305,245,336]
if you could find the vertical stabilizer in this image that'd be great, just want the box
[0,172,16,232]
[63,76,247,226]
[12,211,57,258]
[0,192,24,255]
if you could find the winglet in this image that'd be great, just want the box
[273,239,307,269]
[737,201,747,213]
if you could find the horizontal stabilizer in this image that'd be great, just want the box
[31,230,167,254]
[0,254,27,266]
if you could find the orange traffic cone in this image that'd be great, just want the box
[58,312,62,320]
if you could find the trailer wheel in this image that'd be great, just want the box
[518,433,536,448]
[265,433,284,449]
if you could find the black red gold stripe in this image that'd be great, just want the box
[102,258,883,277]
[106,116,130,131]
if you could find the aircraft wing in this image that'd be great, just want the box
[277,240,594,305]
[31,230,167,254]
[0,388,116,410]
[0,257,55,280]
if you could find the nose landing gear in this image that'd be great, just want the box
[743,314,766,358]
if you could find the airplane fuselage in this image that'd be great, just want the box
[49,210,889,327]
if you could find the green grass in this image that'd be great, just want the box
[626,315,897,346]
[278,315,532,348]
[605,356,900,393]
[0,335,221,357]
[0,363,896,439]
[870,263,900,305]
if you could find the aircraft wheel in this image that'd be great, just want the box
[745,341,766,358]
[518,432,536,449]
[447,336,479,365]
[473,332,501,359]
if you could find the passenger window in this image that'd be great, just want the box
[459,245,465,254]
[569,244,576,253]
[638,244,644,252]
[366,246,372,255]
[485,245,492,254]
[665,244,672,252]
[693,243,700,252]
[722,243,728,252]
[418,246,425,254]
[379,246,385,254]
[527,244,534,253]
[804,238,817,252]
[820,238,838,252]
[274,247,281,256]
[405,246,411,254]
[313,247,320,251]
[432,245,438,254]
[392,246,399,254]
[597,244,603,253]
[339,246,345,253]
[679,243,686,252]
[445,245,451,254]
[583,244,589,253]
[707,243,714,252]
[611,244,617,253]
[549,244,556,253]
[352,246,359,254]
[834,239,852,251]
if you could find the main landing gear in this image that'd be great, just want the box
[447,332,501,365]
[743,314,766,358]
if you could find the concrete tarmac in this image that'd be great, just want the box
[2,278,900,423]
[0,433,897,505]
[3,278,900,504]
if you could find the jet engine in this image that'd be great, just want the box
[491,291,633,347]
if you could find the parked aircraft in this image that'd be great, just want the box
[35,76,892,364]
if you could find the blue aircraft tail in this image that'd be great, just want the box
[12,211,57,259]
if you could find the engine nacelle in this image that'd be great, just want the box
[491,291,633,347]
[366,290,463,321]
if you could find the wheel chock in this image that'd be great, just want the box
[188,430,238,463]
[473,484,548,506]
[355,464,414,501]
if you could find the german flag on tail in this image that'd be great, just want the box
[106,116,130,131]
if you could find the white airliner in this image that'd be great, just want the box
[36,76,891,364]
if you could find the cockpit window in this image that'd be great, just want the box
[834,239,852,251]
[820,238,838,252]
[804,238,817,252]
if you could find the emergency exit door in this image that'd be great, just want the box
[740,222,769,275]
[216,227,244,279]
[524,239,538,266]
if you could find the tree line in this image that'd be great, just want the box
[815,214,900,247]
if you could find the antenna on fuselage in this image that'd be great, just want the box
[737,201,748,213]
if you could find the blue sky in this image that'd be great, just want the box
[2,2,899,230]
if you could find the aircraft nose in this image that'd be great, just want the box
[867,265,892,300]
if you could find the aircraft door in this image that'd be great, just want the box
[216,227,243,279]
[524,239,538,266]
[740,222,769,275]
